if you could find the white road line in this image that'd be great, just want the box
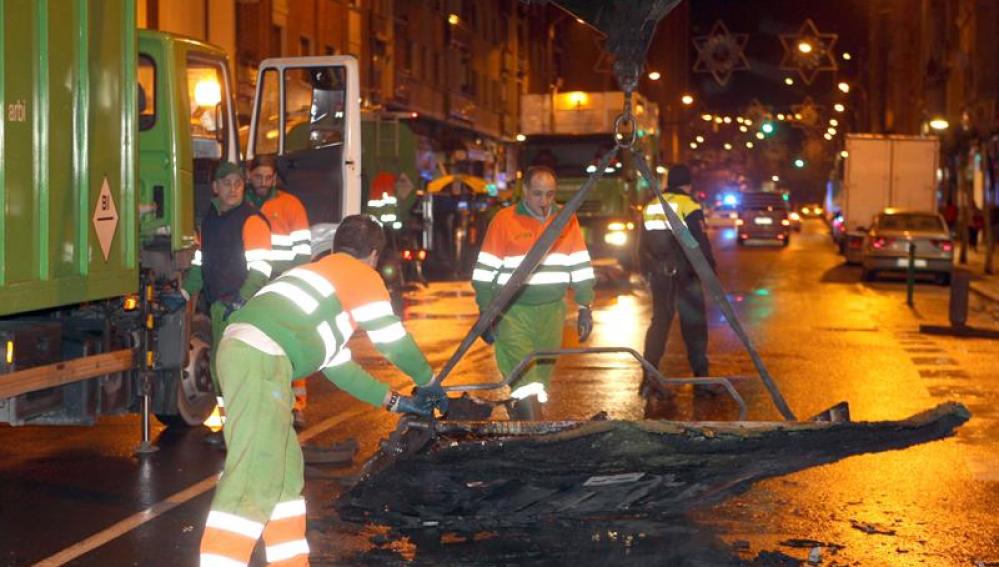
[31,407,368,567]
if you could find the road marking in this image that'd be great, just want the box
[31,407,368,567]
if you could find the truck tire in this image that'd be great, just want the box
[156,314,217,427]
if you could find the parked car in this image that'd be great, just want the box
[861,210,953,284]
[736,192,792,246]
[787,210,802,232]
[706,202,740,228]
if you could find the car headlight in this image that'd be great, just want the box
[607,221,627,231]
[604,231,628,246]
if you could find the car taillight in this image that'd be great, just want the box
[417,249,427,261]
[871,237,894,249]
[402,249,414,261]
[848,237,863,249]
[932,239,953,252]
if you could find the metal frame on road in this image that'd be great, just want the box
[443,346,748,421]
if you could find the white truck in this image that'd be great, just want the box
[839,134,940,263]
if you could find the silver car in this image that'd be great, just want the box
[861,210,954,284]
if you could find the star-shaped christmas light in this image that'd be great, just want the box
[779,19,838,85]
[693,20,750,87]
[790,97,825,130]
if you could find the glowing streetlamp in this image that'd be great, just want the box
[681,94,694,105]
[784,77,795,86]
[929,118,950,131]
[834,103,846,113]
[797,41,814,54]
[648,71,661,81]
[837,82,850,93]
[447,13,460,25]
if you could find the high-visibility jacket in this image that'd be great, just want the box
[248,188,311,274]
[227,252,433,406]
[640,189,715,276]
[472,201,595,311]
[183,199,273,304]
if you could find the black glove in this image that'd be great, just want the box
[222,298,246,321]
[480,325,496,345]
[577,306,593,342]
[160,292,187,313]
[414,382,449,415]
[386,391,431,416]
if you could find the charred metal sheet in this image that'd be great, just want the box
[337,403,970,531]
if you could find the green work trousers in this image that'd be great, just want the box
[211,337,303,524]
[495,300,566,389]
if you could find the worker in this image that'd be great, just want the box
[246,154,313,427]
[199,214,446,567]
[639,163,718,398]
[181,162,273,444]
[471,165,595,420]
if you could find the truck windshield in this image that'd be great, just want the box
[522,138,620,178]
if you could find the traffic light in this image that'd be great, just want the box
[761,121,775,136]
[793,158,806,168]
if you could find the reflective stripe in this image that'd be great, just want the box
[257,281,318,314]
[292,243,311,255]
[271,499,306,520]
[567,250,591,265]
[497,271,571,285]
[324,347,352,368]
[502,255,526,269]
[265,539,310,563]
[475,251,503,269]
[193,249,203,266]
[351,301,394,322]
[367,322,407,344]
[216,396,225,408]
[290,229,311,243]
[511,382,548,403]
[205,510,264,539]
[644,220,668,231]
[199,552,248,567]
[271,234,294,246]
[269,249,296,262]
[472,268,497,282]
[248,260,273,278]
[335,311,353,339]
[285,268,335,297]
[316,322,339,367]
[245,248,270,263]
[571,267,596,282]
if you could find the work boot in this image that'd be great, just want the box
[203,430,226,449]
[508,396,543,420]
[293,409,306,430]
[693,381,727,397]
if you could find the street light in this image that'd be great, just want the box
[723,116,732,124]
[834,103,846,113]
[695,135,705,143]
[827,127,837,135]
[724,143,733,150]
[842,52,852,61]
[777,113,786,120]
[447,13,460,25]
[701,113,713,122]
[690,142,698,149]
[837,82,850,93]
[772,175,780,182]
[840,150,849,158]
[798,41,814,54]
[515,133,526,142]
[746,141,754,148]
[829,118,839,127]
[929,118,950,131]
[648,71,661,81]
[761,122,775,135]
[681,94,694,105]
[784,77,795,86]
[823,133,833,141]
[739,125,748,133]
[756,132,765,140]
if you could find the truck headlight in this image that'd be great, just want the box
[604,231,628,246]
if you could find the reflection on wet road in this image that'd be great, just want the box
[0,219,996,566]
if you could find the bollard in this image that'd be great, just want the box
[906,241,916,306]
[949,270,970,328]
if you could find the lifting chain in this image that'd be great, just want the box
[613,89,638,149]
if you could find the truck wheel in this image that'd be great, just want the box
[156,314,217,427]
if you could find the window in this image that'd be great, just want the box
[325,45,336,56]
[186,57,229,160]
[253,69,280,155]
[138,55,156,130]
[283,66,347,154]
[299,36,311,56]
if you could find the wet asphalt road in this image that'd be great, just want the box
[1,219,997,566]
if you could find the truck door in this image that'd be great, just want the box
[247,56,361,246]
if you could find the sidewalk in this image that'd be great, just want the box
[960,246,999,304]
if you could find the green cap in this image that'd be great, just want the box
[213,161,243,182]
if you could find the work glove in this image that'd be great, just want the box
[160,292,187,313]
[413,382,449,415]
[478,313,496,345]
[577,306,593,342]
[222,298,246,321]
[386,391,431,417]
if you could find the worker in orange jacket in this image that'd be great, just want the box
[246,154,313,427]
[471,165,596,420]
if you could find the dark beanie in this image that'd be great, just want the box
[667,164,692,188]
